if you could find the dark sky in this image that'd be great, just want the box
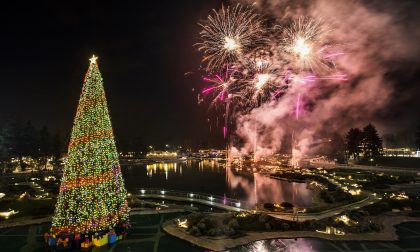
[0,0,227,148]
[0,0,419,149]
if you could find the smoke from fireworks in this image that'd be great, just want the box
[196,2,347,161]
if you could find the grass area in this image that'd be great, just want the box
[362,198,420,216]
[271,171,363,213]
[358,156,420,169]
[306,195,366,213]
[0,198,55,221]
[181,212,319,237]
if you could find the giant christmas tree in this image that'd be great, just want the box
[51,55,129,234]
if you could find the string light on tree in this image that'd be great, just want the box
[51,55,130,235]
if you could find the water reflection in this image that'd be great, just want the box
[228,238,314,252]
[123,159,313,207]
[226,167,313,207]
[146,163,182,179]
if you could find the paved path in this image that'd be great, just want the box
[135,189,246,212]
[268,193,381,221]
[311,162,420,175]
[136,188,381,222]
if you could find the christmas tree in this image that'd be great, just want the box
[51,55,129,234]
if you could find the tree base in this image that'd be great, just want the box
[45,222,130,249]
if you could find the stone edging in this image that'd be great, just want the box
[162,216,420,252]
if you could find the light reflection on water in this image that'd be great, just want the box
[123,159,313,207]
[228,238,316,252]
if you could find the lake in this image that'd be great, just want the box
[122,159,314,208]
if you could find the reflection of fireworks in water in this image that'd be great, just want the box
[225,166,313,207]
[196,4,266,71]
[237,238,314,252]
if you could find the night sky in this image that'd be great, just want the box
[0,0,227,148]
[1,0,419,148]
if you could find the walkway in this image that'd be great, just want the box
[311,162,420,175]
[268,193,381,221]
[0,212,202,252]
[135,188,248,212]
[136,188,381,221]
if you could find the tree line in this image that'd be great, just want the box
[345,123,383,160]
[0,119,65,173]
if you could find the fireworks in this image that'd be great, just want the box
[283,17,342,73]
[196,3,347,143]
[196,4,266,71]
[202,74,232,106]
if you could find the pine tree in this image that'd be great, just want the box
[345,128,362,160]
[416,125,420,150]
[361,123,383,158]
[51,55,129,234]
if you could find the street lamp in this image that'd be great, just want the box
[369,158,374,166]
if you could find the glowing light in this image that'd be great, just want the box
[390,192,409,200]
[0,209,19,219]
[348,189,361,195]
[293,37,311,58]
[176,218,188,229]
[336,215,351,225]
[89,54,98,64]
[195,4,347,161]
[197,4,265,70]
[146,151,178,159]
[224,37,240,51]
[19,192,29,200]
[189,193,194,197]
[141,189,145,194]
[255,74,271,89]
[51,55,129,235]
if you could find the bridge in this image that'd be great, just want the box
[135,188,251,212]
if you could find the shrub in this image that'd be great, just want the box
[189,226,201,237]
[263,203,275,211]
[258,214,269,223]
[280,202,294,209]
[228,218,239,230]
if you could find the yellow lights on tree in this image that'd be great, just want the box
[51,55,129,234]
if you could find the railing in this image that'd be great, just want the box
[136,188,251,211]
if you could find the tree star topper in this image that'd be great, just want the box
[89,54,98,64]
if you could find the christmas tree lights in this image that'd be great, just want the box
[51,55,129,234]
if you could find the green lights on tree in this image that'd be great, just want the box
[51,55,129,234]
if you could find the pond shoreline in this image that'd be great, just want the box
[162,213,420,252]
